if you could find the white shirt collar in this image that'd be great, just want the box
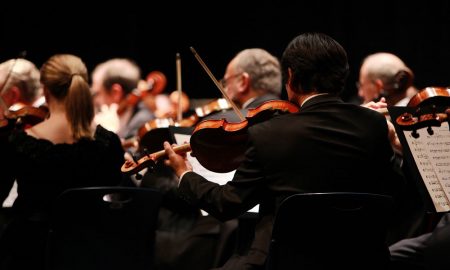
[300,93,329,107]
[242,97,257,109]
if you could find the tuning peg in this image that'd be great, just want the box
[135,173,143,180]
[427,126,434,135]
[411,129,420,138]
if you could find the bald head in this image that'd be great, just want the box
[358,52,414,105]
[360,53,409,81]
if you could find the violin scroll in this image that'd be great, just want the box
[394,86,450,138]
[145,71,167,96]
[117,71,167,116]
[396,109,450,138]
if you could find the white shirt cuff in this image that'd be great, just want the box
[178,170,192,187]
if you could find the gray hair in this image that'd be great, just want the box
[233,48,282,96]
[0,58,41,103]
[362,52,409,87]
[92,58,141,95]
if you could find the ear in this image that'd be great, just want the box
[394,70,413,91]
[237,72,250,94]
[373,78,384,90]
[286,68,294,92]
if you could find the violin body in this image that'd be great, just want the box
[190,100,299,173]
[407,86,450,107]
[1,105,49,140]
[195,98,231,118]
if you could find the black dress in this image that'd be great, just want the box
[0,125,125,270]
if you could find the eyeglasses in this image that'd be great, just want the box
[220,73,242,88]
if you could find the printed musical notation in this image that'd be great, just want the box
[404,122,450,212]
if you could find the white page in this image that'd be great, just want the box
[173,133,259,214]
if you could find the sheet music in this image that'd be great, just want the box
[404,122,450,212]
[173,133,259,214]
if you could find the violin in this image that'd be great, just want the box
[407,86,450,108]
[122,48,299,175]
[396,109,449,138]
[195,98,231,118]
[123,98,230,152]
[117,71,167,116]
[190,100,299,172]
[396,86,450,138]
[123,53,230,152]
[122,144,191,175]
[0,105,49,139]
[121,55,192,152]
[1,56,49,137]
[121,100,299,175]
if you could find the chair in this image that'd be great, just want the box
[265,192,395,270]
[45,186,163,270]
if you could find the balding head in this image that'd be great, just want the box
[358,52,414,105]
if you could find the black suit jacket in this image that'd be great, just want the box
[179,94,404,268]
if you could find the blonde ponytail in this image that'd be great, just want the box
[40,54,94,140]
[66,74,94,140]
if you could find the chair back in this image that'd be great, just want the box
[46,186,163,270]
[265,192,394,270]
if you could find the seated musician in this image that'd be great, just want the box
[90,58,155,142]
[357,52,418,106]
[204,48,282,122]
[359,54,432,245]
[0,58,43,206]
[0,54,126,270]
[163,33,405,270]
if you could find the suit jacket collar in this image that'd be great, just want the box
[300,94,343,111]
[246,93,280,108]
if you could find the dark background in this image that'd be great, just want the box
[2,0,449,102]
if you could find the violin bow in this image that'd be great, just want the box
[176,53,183,122]
[190,47,245,121]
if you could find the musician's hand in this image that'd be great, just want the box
[386,120,402,155]
[362,97,387,111]
[93,103,120,133]
[163,141,192,180]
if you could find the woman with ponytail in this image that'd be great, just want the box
[0,54,125,270]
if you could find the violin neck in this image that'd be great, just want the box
[151,143,192,161]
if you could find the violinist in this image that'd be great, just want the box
[358,54,435,245]
[357,52,418,106]
[0,54,126,270]
[164,33,405,270]
[0,58,43,205]
[204,48,282,122]
[91,58,155,141]
[0,58,43,115]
